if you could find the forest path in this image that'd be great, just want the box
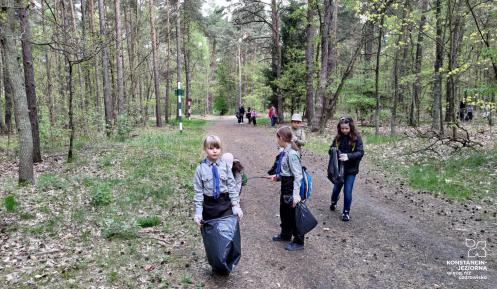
[193,117,495,289]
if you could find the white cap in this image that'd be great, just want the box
[222,153,234,169]
[291,113,302,122]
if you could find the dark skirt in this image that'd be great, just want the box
[280,176,304,244]
[203,193,232,221]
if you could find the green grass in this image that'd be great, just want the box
[37,173,70,191]
[255,117,271,125]
[360,127,404,144]
[408,151,497,199]
[27,215,63,235]
[3,195,19,212]
[306,134,332,155]
[84,178,117,206]
[1,118,208,286]
[137,216,161,228]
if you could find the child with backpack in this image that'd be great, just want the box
[329,117,364,222]
[250,110,257,126]
[193,136,243,226]
[222,153,247,196]
[268,126,304,251]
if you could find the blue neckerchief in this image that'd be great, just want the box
[275,151,285,177]
[211,164,220,199]
[203,158,221,199]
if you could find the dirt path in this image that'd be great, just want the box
[192,118,495,289]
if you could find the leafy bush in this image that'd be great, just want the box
[116,115,133,141]
[90,190,113,207]
[4,195,19,212]
[84,178,114,206]
[102,219,137,240]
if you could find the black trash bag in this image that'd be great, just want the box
[327,147,344,185]
[295,202,318,236]
[201,215,241,273]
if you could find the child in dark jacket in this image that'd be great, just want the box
[329,117,364,221]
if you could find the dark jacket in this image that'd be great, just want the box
[329,135,364,175]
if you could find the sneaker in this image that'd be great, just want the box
[285,242,304,251]
[330,202,337,211]
[342,212,350,222]
[272,234,292,242]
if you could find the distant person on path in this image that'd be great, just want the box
[193,135,243,226]
[246,107,252,124]
[235,111,241,124]
[239,106,246,123]
[268,126,304,251]
[268,105,278,127]
[251,110,257,126]
[466,104,473,121]
[329,117,364,222]
[290,113,306,149]
[459,101,466,121]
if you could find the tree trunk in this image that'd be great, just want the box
[446,0,464,138]
[67,60,76,162]
[88,0,101,113]
[183,20,191,119]
[115,0,126,116]
[391,0,410,135]
[311,0,333,132]
[431,0,444,132]
[176,0,182,120]
[20,6,42,163]
[409,0,428,128]
[271,0,283,122]
[321,34,363,132]
[374,15,385,135]
[69,0,86,112]
[149,0,162,127]
[329,0,338,73]
[208,38,217,113]
[1,42,13,134]
[0,47,4,134]
[98,0,114,135]
[237,40,242,108]
[305,0,316,123]
[0,6,34,184]
[165,4,171,123]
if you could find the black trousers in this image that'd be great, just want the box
[280,176,304,244]
[203,194,232,221]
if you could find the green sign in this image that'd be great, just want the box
[175,89,184,96]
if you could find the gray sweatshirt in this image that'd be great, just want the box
[292,127,306,147]
[193,158,239,216]
[279,144,303,199]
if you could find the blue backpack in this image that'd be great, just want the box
[300,166,312,200]
[277,152,313,200]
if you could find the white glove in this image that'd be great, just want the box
[339,153,349,161]
[232,205,244,219]
[194,214,203,226]
[292,194,301,207]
